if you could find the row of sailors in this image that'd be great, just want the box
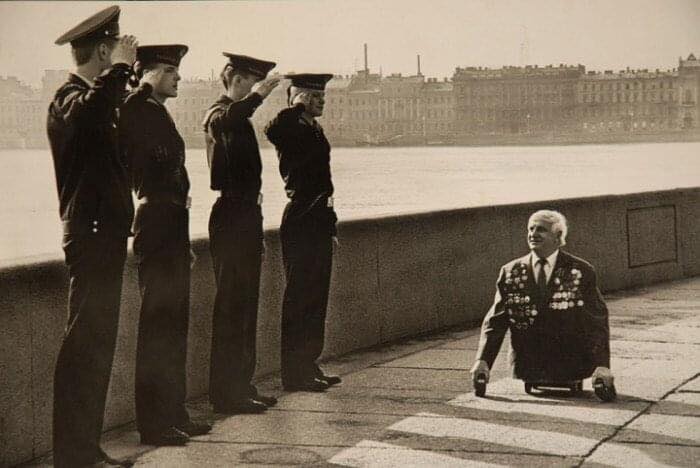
[47,5,340,466]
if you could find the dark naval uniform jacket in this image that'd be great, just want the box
[265,103,337,235]
[47,64,134,237]
[120,84,190,208]
[475,250,610,382]
[203,93,263,198]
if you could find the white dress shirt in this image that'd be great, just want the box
[531,249,559,284]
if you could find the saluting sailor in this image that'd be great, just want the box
[119,44,211,447]
[265,74,342,392]
[47,5,136,467]
[202,53,280,414]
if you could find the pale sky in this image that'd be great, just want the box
[1,0,699,87]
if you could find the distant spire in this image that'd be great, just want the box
[519,25,529,67]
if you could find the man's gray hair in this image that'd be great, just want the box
[529,209,568,246]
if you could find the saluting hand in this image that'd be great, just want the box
[111,35,138,66]
[292,91,312,108]
[253,76,281,99]
[140,67,165,90]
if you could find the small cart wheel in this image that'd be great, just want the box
[524,382,533,394]
[594,378,617,402]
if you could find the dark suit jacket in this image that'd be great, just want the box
[47,65,134,237]
[475,250,610,382]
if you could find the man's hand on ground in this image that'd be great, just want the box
[592,366,614,387]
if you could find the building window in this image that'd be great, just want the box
[685,90,694,103]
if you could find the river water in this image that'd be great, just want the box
[2,142,699,264]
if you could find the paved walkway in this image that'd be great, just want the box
[31,278,700,467]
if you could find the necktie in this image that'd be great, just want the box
[536,258,548,293]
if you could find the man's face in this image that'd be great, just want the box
[152,63,181,98]
[527,216,561,257]
[306,90,325,117]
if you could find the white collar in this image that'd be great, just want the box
[531,249,559,268]
[73,72,93,88]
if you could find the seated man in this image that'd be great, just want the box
[470,210,615,398]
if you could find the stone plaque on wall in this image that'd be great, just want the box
[627,205,678,268]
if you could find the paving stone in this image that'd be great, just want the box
[614,413,700,445]
[134,443,341,467]
[617,317,700,344]
[199,410,398,447]
[273,386,463,417]
[585,441,700,467]
[448,389,646,426]
[610,340,700,361]
[652,392,700,417]
[388,412,606,456]
[677,376,700,392]
[346,367,469,392]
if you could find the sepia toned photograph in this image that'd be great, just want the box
[0,0,698,466]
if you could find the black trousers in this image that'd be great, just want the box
[279,206,333,385]
[208,199,264,404]
[53,232,127,468]
[133,202,191,435]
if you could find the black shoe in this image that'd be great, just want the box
[283,378,330,392]
[213,398,267,414]
[140,426,189,446]
[320,374,342,386]
[255,394,278,407]
[95,448,134,467]
[176,420,212,436]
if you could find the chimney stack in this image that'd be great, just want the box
[417,54,422,76]
[364,43,368,72]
